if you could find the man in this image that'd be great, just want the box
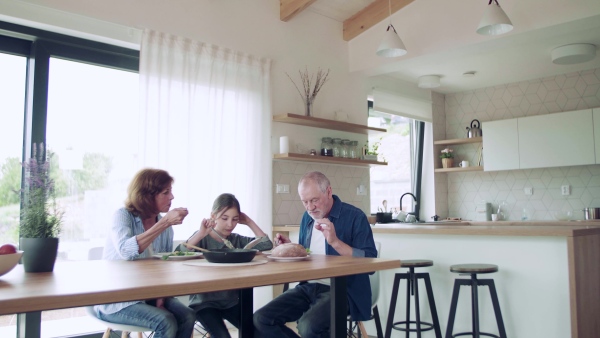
[254,171,377,338]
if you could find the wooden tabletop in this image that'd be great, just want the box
[0,254,401,315]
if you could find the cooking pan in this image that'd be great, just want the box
[202,248,258,263]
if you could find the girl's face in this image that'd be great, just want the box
[213,207,239,236]
[154,184,174,213]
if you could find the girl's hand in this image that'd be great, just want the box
[198,217,215,237]
[239,212,255,226]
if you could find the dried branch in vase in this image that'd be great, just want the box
[285,67,330,109]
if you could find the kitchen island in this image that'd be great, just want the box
[273,221,600,338]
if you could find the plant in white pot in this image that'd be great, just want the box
[19,143,63,272]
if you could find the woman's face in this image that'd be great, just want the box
[154,184,174,213]
[213,207,239,236]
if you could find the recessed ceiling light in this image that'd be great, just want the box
[463,71,476,77]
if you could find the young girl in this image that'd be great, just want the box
[184,193,272,338]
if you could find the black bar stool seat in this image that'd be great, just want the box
[385,259,442,338]
[446,264,507,338]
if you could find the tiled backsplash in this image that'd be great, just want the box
[436,68,600,221]
[272,161,370,225]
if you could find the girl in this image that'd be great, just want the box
[184,193,272,337]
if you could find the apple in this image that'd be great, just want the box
[0,244,18,255]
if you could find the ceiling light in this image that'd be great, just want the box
[551,44,597,65]
[463,71,477,77]
[477,0,513,36]
[376,0,407,57]
[418,75,441,89]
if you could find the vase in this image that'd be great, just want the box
[442,158,454,168]
[19,237,59,272]
[304,98,314,117]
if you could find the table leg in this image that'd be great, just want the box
[17,312,41,338]
[330,276,347,338]
[239,288,254,338]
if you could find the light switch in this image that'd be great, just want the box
[356,185,367,196]
[276,184,290,194]
[524,187,533,195]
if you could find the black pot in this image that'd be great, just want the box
[376,212,393,223]
[19,237,59,272]
[202,248,258,263]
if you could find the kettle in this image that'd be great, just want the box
[466,119,481,138]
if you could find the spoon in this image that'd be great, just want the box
[182,242,210,252]
[211,227,235,249]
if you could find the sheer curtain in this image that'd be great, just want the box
[139,29,272,238]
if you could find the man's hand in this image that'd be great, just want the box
[274,233,291,246]
[314,218,339,246]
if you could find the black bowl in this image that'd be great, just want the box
[202,248,258,263]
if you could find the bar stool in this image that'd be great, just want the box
[445,264,507,338]
[385,259,442,338]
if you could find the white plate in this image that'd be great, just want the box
[267,255,310,261]
[153,252,203,260]
[184,258,268,267]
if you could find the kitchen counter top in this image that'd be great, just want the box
[273,220,600,237]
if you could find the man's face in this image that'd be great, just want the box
[298,179,333,220]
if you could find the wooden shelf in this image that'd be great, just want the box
[273,113,386,135]
[434,166,483,173]
[434,137,482,145]
[274,153,387,167]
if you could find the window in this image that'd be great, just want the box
[0,20,139,337]
[368,101,414,215]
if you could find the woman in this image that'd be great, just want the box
[93,168,196,338]
[184,193,273,337]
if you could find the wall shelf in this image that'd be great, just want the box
[434,137,482,146]
[274,153,387,167]
[273,113,386,135]
[434,166,483,173]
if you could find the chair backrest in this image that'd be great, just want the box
[370,242,381,306]
[87,247,104,260]
[173,240,184,251]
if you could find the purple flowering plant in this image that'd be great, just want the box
[20,143,62,238]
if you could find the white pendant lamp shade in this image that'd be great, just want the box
[377,24,407,57]
[477,1,513,36]
[418,75,441,89]
[551,44,597,65]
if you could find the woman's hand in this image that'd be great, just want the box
[163,208,188,226]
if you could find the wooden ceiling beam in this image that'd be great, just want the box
[280,0,319,22]
[343,0,414,41]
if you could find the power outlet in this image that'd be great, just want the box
[561,185,570,196]
[524,187,533,196]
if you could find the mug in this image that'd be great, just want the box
[459,160,469,167]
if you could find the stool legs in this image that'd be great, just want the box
[445,274,507,338]
[385,269,442,338]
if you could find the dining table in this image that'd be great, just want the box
[0,253,401,338]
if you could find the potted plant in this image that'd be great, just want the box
[440,148,454,168]
[19,143,63,272]
[362,139,381,161]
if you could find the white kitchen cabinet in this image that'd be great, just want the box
[518,109,595,169]
[594,108,600,164]
[482,119,519,171]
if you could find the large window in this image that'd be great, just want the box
[0,21,139,338]
[368,106,414,215]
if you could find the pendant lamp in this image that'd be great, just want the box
[477,0,513,36]
[376,0,407,57]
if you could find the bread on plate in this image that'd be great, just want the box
[271,243,308,257]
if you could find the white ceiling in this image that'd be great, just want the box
[308,0,600,94]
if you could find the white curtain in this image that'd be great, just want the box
[139,29,272,238]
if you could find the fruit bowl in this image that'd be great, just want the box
[0,251,23,277]
[553,210,573,221]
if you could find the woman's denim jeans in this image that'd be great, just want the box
[254,282,332,338]
[98,298,195,338]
